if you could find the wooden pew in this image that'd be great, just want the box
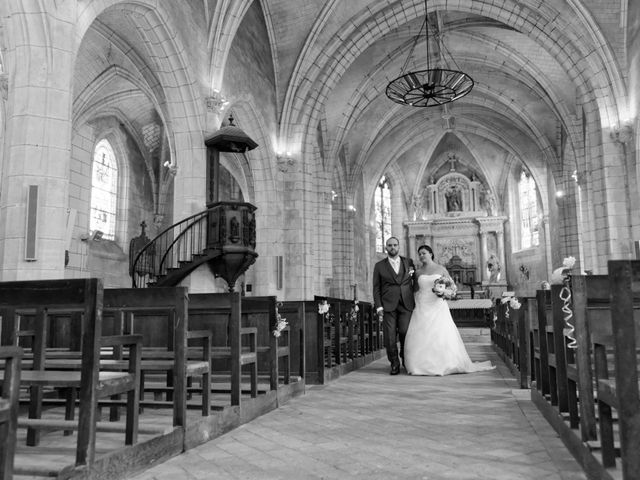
[278,299,330,384]
[188,292,259,406]
[276,301,308,382]
[317,296,364,367]
[273,303,291,386]
[565,274,602,442]
[533,282,588,436]
[0,278,141,467]
[593,260,640,477]
[102,287,211,425]
[242,296,290,391]
[491,297,529,389]
[546,285,570,415]
[531,267,639,478]
[0,346,23,480]
[531,289,552,401]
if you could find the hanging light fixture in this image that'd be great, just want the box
[385,0,473,107]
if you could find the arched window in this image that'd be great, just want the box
[90,139,118,240]
[375,175,392,253]
[518,170,540,249]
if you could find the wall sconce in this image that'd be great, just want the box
[519,264,529,279]
[163,160,178,176]
[206,89,230,115]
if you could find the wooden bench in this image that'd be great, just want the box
[528,265,640,479]
[276,301,308,382]
[546,284,570,415]
[592,260,640,477]
[565,274,603,442]
[102,287,211,425]
[188,292,259,406]
[283,298,384,384]
[0,345,23,480]
[0,278,141,467]
[242,296,290,390]
[531,289,552,401]
[491,297,529,389]
[532,282,590,437]
[317,296,364,367]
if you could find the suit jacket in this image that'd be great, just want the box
[372,256,415,312]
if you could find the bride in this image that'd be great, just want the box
[404,244,495,376]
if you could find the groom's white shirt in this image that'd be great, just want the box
[388,256,400,274]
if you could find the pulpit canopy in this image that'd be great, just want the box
[205,115,258,153]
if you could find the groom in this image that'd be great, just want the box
[372,236,415,375]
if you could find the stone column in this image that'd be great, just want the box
[497,228,506,276]
[426,185,437,214]
[408,232,417,259]
[480,230,489,282]
[543,215,553,279]
[0,4,76,280]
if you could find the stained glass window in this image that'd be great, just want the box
[375,176,391,253]
[518,170,539,249]
[90,139,117,240]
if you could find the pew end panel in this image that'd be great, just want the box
[0,345,23,480]
[599,260,640,477]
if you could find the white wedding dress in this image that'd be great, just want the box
[404,274,495,376]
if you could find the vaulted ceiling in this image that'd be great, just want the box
[69,0,626,213]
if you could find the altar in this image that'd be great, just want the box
[447,298,494,327]
[404,156,508,300]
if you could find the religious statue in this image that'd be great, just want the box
[229,216,240,243]
[445,188,462,212]
[486,191,497,216]
[487,255,501,282]
[411,193,423,220]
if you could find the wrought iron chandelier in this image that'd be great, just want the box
[385,0,473,107]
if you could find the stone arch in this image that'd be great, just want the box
[76,0,204,215]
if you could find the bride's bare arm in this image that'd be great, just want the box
[413,269,422,292]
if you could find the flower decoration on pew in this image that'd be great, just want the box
[318,299,329,315]
[349,300,360,325]
[432,276,458,300]
[318,299,337,326]
[500,293,521,318]
[551,256,577,349]
[272,303,288,338]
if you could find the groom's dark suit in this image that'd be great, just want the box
[372,256,415,371]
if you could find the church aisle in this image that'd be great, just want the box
[131,343,586,480]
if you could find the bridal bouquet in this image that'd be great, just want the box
[432,276,458,300]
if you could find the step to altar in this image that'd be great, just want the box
[459,327,492,344]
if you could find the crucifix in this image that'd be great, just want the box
[447,152,457,172]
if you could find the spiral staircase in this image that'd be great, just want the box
[130,201,257,290]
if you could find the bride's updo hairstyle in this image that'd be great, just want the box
[418,244,435,260]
